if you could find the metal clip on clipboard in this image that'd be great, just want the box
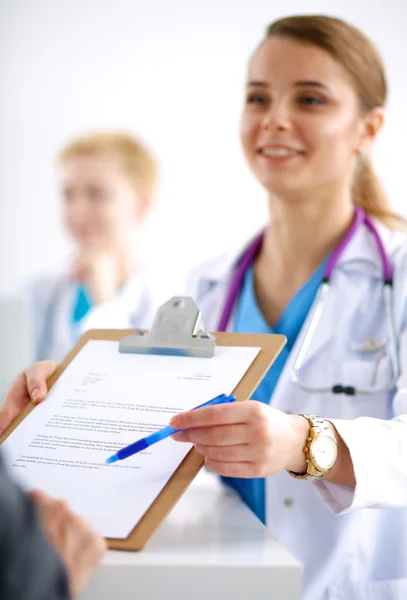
[118,296,216,358]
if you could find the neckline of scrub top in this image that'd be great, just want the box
[234,257,329,349]
[72,285,93,324]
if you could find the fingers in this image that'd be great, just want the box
[0,372,30,434]
[62,513,106,597]
[172,424,248,445]
[204,459,255,478]
[171,401,277,479]
[170,402,250,430]
[25,360,58,403]
[68,514,107,560]
[0,410,14,435]
[30,489,54,505]
[31,490,71,526]
[195,443,255,463]
[0,360,57,435]
[32,492,72,552]
[30,490,68,514]
[30,489,106,596]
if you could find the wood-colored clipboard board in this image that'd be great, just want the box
[0,328,286,551]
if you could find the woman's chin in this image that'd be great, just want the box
[77,237,107,253]
[260,179,304,200]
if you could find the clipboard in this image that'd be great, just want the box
[1,297,286,551]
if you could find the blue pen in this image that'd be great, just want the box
[105,393,236,464]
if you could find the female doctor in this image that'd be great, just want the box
[171,15,407,600]
[29,131,157,362]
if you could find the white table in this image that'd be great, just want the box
[81,471,302,600]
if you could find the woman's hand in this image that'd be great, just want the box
[0,360,57,435]
[170,401,309,478]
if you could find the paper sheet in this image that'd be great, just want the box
[2,340,260,538]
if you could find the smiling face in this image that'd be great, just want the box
[240,36,380,201]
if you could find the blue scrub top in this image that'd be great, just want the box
[71,285,93,335]
[226,260,328,524]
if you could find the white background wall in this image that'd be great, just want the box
[1,0,407,300]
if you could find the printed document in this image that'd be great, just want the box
[2,340,260,538]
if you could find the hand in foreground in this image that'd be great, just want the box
[31,490,106,597]
[170,401,308,478]
[0,360,58,435]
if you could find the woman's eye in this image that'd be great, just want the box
[62,189,74,204]
[246,94,268,105]
[88,188,107,202]
[298,95,325,106]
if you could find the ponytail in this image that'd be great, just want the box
[353,157,407,230]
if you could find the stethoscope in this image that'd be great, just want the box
[217,206,401,396]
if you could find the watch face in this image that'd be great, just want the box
[311,435,337,470]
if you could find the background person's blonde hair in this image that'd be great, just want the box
[58,131,158,200]
[265,15,405,229]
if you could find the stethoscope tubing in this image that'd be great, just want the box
[217,207,400,396]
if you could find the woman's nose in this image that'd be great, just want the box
[65,197,91,222]
[261,102,291,131]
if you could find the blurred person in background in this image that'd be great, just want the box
[29,131,158,362]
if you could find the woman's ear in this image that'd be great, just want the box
[358,107,385,154]
[135,191,154,223]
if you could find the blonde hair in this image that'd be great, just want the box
[264,15,404,229]
[58,131,158,197]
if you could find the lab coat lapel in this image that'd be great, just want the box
[269,224,381,407]
[193,236,260,333]
[52,280,76,359]
[295,268,366,366]
[199,276,232,332]
[290,221,381,369]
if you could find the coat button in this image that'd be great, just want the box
[284,498,294,508]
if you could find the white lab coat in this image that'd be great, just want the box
[27,272,155,362]
[187,220,407,600]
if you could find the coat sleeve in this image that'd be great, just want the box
[0,455,70,600]
[313,412,407,514]
[313,246,407,514]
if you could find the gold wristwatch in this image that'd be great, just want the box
[287,414,338,480]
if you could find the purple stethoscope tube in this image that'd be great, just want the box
[217,206,399,396]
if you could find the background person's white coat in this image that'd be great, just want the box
[27,272,154,362]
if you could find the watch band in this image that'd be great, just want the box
[287,414,335,481]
